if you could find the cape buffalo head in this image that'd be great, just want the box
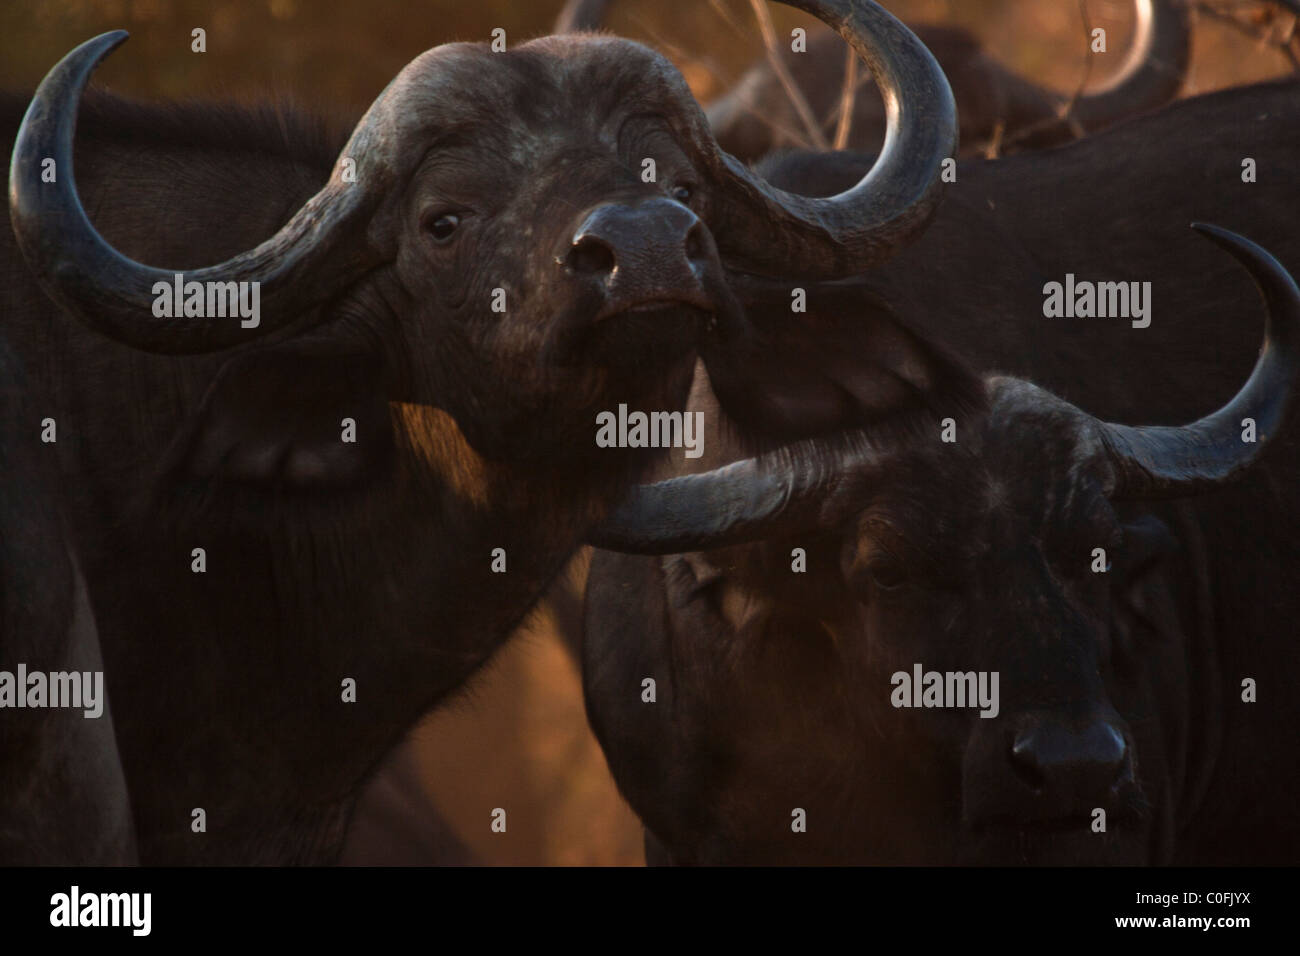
[8,1,963,483]
[590,225,1299,864]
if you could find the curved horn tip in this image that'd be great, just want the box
[12,26,388,354]
[90,29,129,47]
[709,0,958,277]
[11,31,130,185]
[1101,223,1300,499]
[1191,221,1261,258]
[1189,222,1256,263]
[66,30,129,66]
[1190,222,1300,308]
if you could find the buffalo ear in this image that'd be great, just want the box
[171,346,393,491]
[701,277,984,451]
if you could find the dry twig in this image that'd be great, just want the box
[1193,1,1300,71]
[1057,0,1098,137]
[746,0,830,149]
[832,46,858,149]
[627,11,816,150]
[1000,0,1097,151]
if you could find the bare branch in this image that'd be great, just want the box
[746,0,829,150]
[628,11,815,151]
[981,120,1006,160]
[1194,1,1300,73]
[832,45,858,150]
[706,0,752,42]
[1001,0,1098,150]
[1057,0,1099,132]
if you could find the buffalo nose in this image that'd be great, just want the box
[566,198,709,289]
[1010,718,1130,798]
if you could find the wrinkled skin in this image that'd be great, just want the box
[584,79,1300,865]
[0,34,915,863]
[371,40,723,462]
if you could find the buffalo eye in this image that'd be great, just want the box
[842,529,911,598]
[423,211,461,243]
[867,554,908,592]
[1112,515,1178,585]
[670,183,694,204]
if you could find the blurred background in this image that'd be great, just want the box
[3,0,1295,865]
[2,1,1296,107]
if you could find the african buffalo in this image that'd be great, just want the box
[557,0,1192,161]
[581,59,1300,865]
[0,339,135,865]
[586,223,1300,864]
[3,1,971,863]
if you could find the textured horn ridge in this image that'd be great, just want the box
[590,430,894,554]
[697,0,958,278]
[1100,224,1300,499]
[9,32,383,354]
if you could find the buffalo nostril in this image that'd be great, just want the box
[684,223,705,262]
[1010,720,1130,794]
[567,234,617,277]
[1010,736,1048,791]
[1087,724,1129,785]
